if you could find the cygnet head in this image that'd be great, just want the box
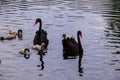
[67,35,74,39]
[22,48,30,59]
[18,29,22,34]
[18,29,22,39]
[24,48,30,53]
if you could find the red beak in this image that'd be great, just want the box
[80,32,82,38]
[34,19,38,25]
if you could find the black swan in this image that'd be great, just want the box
[33,18,48,70]
[62,31,83,59]
[19,48,30,59]
[33,18,49,49]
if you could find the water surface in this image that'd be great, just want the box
[0,0,120,80]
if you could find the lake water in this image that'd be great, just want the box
[0,0,120,80]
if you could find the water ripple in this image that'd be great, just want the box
[0,0,120,80]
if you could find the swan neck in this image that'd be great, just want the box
[77,31,83,57]
[39,21,42,32]
[38,21,42,44]
[77,32,81,47]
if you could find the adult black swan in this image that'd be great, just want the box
[62,31,83,59]
[33,18,48,70]
[33,18,49,49]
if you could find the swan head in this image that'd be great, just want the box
[18,29,22,39]
[78,31,82,38]
[62,34,66,39]
[24,48,30,53]
[32,45,42,51]
[19,48,30,59]
[35,18,42,25]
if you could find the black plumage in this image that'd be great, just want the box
[33,18,49,49]
[62,31,83,59]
